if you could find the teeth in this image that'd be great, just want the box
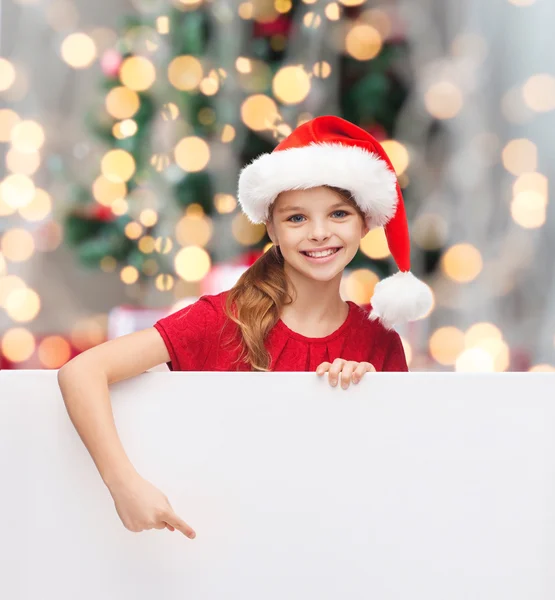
[305,248,339,258]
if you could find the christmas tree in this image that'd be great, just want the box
[64,0,416,293]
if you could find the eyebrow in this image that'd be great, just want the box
[277,201,351,214]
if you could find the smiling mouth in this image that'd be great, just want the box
[300,247,343,258]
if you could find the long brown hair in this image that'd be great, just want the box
[223,186,365,371]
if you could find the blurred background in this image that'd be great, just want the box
[0,0,554,372]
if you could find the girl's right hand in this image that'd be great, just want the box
[108,473,196,539]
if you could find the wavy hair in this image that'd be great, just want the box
[223,186,365,371]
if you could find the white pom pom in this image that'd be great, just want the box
[368,271,433,330]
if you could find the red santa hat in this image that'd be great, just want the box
[237,115,433,329]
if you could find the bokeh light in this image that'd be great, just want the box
[1,228,35,262]
[360,227,390,259]
[61,33,97,69]
[1,328,36,363]
[5,287,41,322]
[272,66,311,105]
[38,336,72,369]
[101,149,136,183]
[168,55,203,91]
[0,58,16,91]
[10,120,45,153]
[342,268,380,303]
[345,24,382,61]
[231,213,267,245]
[502,139,537,175]
[174,136,210,172]
[381,140,410,175]
[424,81,464,119]
[241,94,279,131]
[119,56,156,91]
[105,86,140,119]
[441,243,483,283]
[174,246,211,282]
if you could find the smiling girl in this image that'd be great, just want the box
[57,115,433,538]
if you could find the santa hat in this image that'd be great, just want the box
[237,115,433,329]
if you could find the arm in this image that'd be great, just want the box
[57,327,170,490]
[382,331,409,372]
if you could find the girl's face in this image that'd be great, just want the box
[266,186,369,282]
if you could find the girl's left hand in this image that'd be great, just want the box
[316,358,376,389]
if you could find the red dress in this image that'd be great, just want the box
[153,290,408,372]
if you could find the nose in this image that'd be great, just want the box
[308,218,331,242]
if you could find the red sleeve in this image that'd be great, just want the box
[381,330,409,372]
[153,296,216,371]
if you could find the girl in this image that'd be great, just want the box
[58,115,433,540]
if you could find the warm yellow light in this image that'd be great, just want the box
[313,61,332,78]
[92,176,126,207]
[511,190,547,229]
[325,3,341,20]
[502,139,537,175]
[0,58,16,91]
[0,174,35,208]
[0,109,21,142]
[303,12,322,27]
[161,102,180,120]
[272,66,311,105]
[156,16,170,34]
[529,364,555,372]
[61,33,97,69]
[105,86,140,119]
[119,56,156,91]
[139,209,158,228]
[124,222,143,240]
[6,147,41,176]
[174,136,210,172]
[168,55,203,91]
[455,348,494,372]
[231,213,266,245]
[70,315,106,351]
[221,124,236,143]
[275,0,292,13]
[441,243,483,283]
[522,74,555,112]
[342,268,380,303]
[120,265,139,285]
[19,188,52,222]
[154,236,173,254]
[38,336,72,369]
[214,193,237,213]
[381,140,409,175]
[424,81,464,119]
[1,228,35,262]
[360,227,390,259]
[345,24,382,61]
[155,273,174,291]
[175,215,213,247]
[339,0,365,5]
[1,328,35,362]
[101,149,136,183]
[429,326,465,366]
[138,236,156,254]
[174,246,211,282]
[0,274,26,307]
[5,287,41,322]
[10,120,45,153]
[241,94,279,131]
[238,2,254,19]
[513,171,548,198]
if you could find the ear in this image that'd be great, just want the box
[266,221,277,245]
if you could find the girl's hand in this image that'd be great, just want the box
[108,473,196,539]
[316,359,376,389]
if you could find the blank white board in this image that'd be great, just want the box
[1,370,555,599]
